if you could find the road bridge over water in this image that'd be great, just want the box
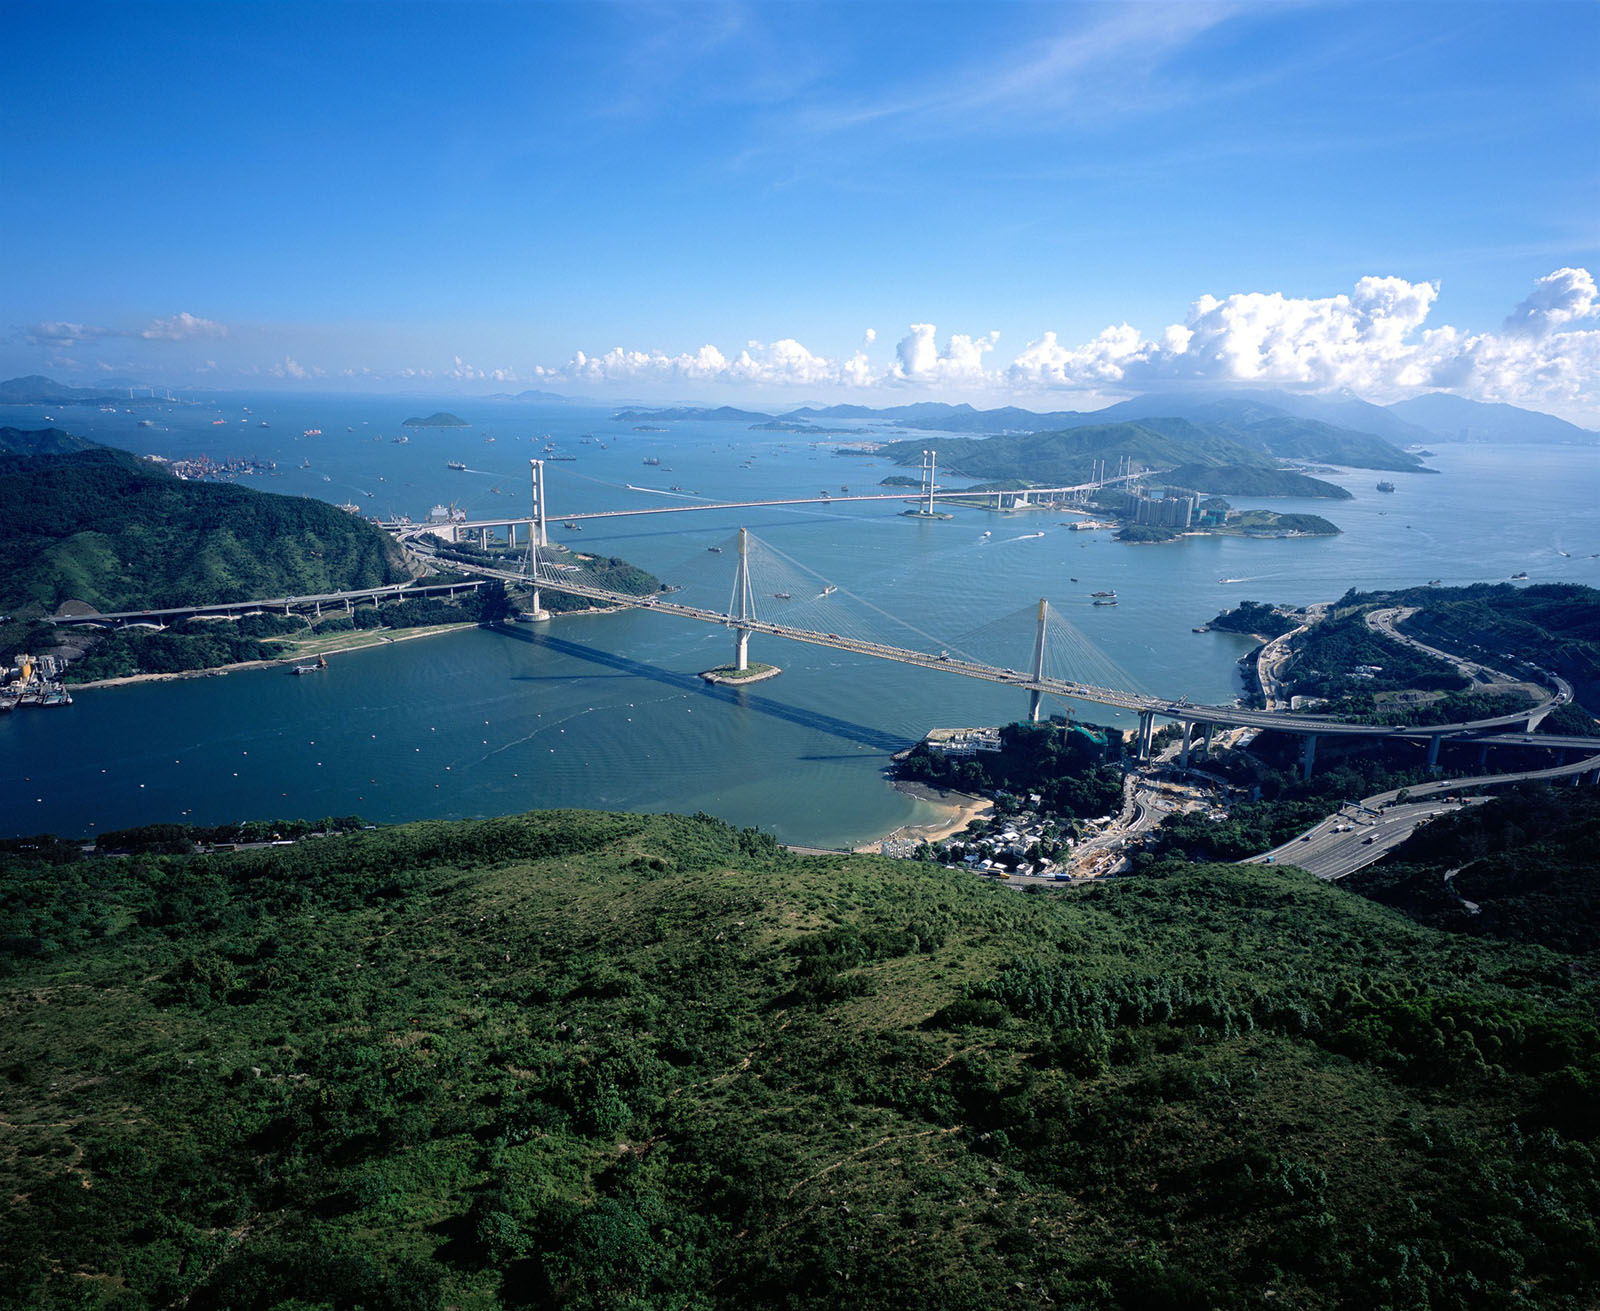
[417,513,1591,780]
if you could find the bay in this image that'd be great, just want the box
[2,395,1595,845]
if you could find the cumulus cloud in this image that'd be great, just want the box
[521,269,1598,419]
[270,355,308,379]
[1502,267,1598,338]
[141,311,226,341]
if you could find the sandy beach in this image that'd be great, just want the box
[850,780,993,853]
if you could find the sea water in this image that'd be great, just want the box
[2,396,1595,845]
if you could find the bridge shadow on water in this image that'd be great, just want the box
[499,625,910,754]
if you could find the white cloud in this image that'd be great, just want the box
[512,269,1599,420]
[27,320,118,346]
[863,328,876,344]
[1501,267,1597,337]
[141,312,226,341]
[270,355,308,379]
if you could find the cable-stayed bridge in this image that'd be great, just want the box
[405,501,1590,778]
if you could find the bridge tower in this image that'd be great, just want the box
[920,448,938,516]
[730,527,755,671]
[528,459,548,547]
[1028,598,1049,722]
[523,530,550,621]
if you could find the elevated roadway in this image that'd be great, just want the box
[442,556,1599,759]
[44,580,484,628]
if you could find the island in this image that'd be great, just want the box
[401,411,469,427]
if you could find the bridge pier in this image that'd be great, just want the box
[1426,734,1443,771]
[1301,733,1318,780]
[1202,721,1214,761]
[1136,710,1155,762]
[1028,599,1048,723]
[1179,720,1193,770]
[1477,742,1489,769]
[481,528,489,550]
[508,524,516,549]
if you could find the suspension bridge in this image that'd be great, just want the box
[396,460,1591,779]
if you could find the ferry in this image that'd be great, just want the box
[1090,589,1117,598]
[292,655,329,676]
[303,428,322,437]
[447,461,467,471]
[1093,598,1119,606]
[643,457,661,466]
[1376,480,1396,493]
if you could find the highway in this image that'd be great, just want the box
[1245,748,1600,879]
[45,580,484,627]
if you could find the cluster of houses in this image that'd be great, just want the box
[929,795,1114,880]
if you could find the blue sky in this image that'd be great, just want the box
[5,1,1598,419]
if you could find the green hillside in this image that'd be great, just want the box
[2,809,1595,1309]
[0,442,410,618]
[880,424,1350,497]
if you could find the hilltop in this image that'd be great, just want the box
[0,435,409,620]
[880,422,1358,497]
[1,807,1595,1309]
[401,411,469,427]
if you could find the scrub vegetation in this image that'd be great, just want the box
[2,808,1596,1309]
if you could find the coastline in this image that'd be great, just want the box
[66,622,476,691]
[851,779,993,853]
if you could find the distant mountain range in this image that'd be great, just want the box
[6,374,1592,447]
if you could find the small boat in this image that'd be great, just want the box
[1376,481,1396,493]
[303,428,322,436]
[447,461,467,471]
[982,530,991,537]
[772,592,791,600]
[393,435,409,444]
[643,457,661,466]
[1090,590,1117,598]
[484,436,496,443]
[562,520,578,529]
[821,585,837,596]
[1093,598,1119,606]
[1070,577,1078,582]
[1022,531,1045,539]
[258,421,270,428]
[292,655,329,676]
[302,457,311,468]
[707,546,723,553]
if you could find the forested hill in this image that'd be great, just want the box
[0,438,410,616]
[1,808,1595,1308]
[881,422,1355,497]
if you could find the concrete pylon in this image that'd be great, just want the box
[529,459,548,547]
[731,527,754,671]
[1028,598,1048,722]
[1301,733,1318,780]
[1179,720,1193,770]
[524,535,550,621]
